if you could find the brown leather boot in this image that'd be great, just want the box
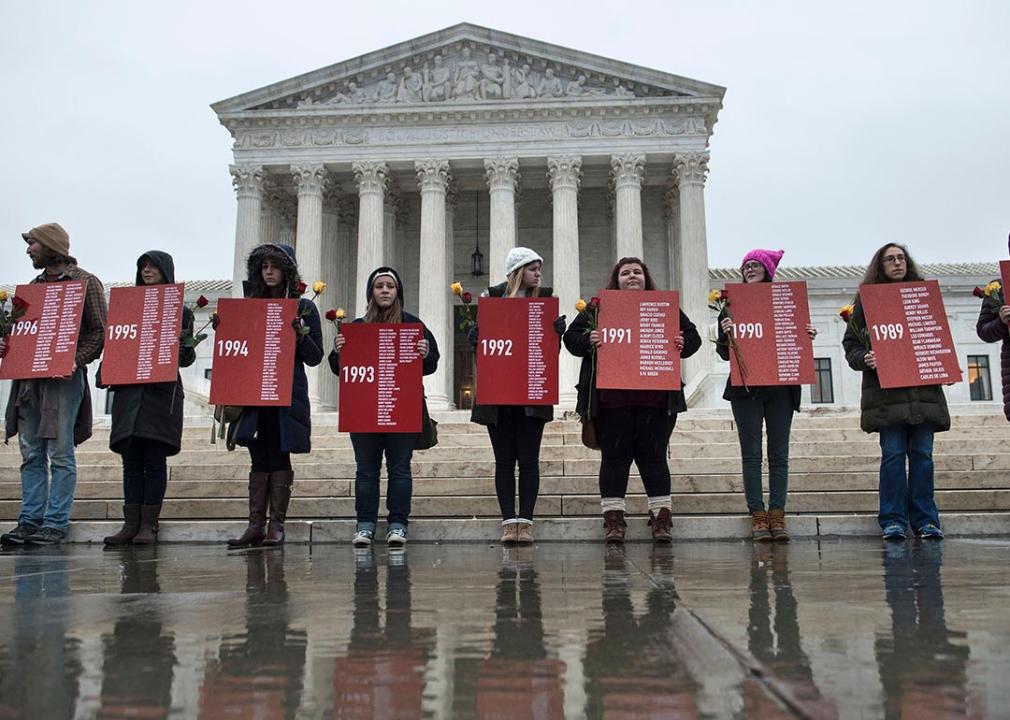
[262,470,294,547]
[768,508,790,542]
[132,504,162,545]
[603,510,626,544]
[648,507,673,543]
[228,472,269,548]
[104,504,141,545]
[751,510,772,542]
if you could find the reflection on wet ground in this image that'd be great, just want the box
[0,539,1007,718]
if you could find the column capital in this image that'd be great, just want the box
[610,154,645,190]
[337,196,358,226]
[663,184,680,220]
[323,184,342,212]
[673,151,710,188]
[230,164,267,199]
[267,188,298,228]
[291,163,330,197]
[547,155,583,192]
[484,156,520,192]
[415,159,452,192]
[352,161,389,195]
[446,179,460,209]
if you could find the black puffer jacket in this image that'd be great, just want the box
[470,282,556,426]
[842,295,950,434]
[715,309,801,410]
[975,286,1010,420]
[107,251,196,456]
[563,306,702,419]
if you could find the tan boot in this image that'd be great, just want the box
[603,510,626,544]
[751,510,772,542]
[768,508,790,543]
[516,523,534,545]
[500,523,518,545]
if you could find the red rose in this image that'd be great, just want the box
[11,296,29,312]
[196,295,209,308]
[296,281,308,294]
[461,291,473,304]
[839,308,852,321]
[589,297,600,309]
[972,287,985,298]
[719,290,728,301]
[325,309,338,321]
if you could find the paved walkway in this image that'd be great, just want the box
[0,539,1006,718]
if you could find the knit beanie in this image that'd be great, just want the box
[504,247,543,278]
[740,249,785,280]
[366,266,405,305]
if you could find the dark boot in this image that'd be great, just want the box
[648,507,673,543]
[104,504,141,545]
[227,472,269,548]
[132,504,162,545]
[262,470,294,547]
[768,508,790,543]
[603,510,626,544]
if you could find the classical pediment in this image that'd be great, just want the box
[212,23,725,116]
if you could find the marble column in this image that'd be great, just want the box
[416,159,453,409]
[673,151,712,388]
[318,187,342,409]
[664,185,681,293]
[292,163,329,404]
[444,182,459,408]
[384,184,402,269]
[229,164,265,298]
[353,161,388,318]
[484,156,520,279]
[547,155,583,408]
[610,154,646,260]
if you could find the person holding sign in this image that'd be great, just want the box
[330,267,439,548]
[100,251,196,545]
[716,249,818,543]
[975,255,1010,420]
[563,257,701,544]
[227,244,323,548]
[469,247,566,545]
[842,243,948,541]
[1,223,107,547]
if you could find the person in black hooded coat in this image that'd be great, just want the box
[102,251,196,545]
[227,243,324,549]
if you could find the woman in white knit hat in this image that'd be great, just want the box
[470,247,566,545]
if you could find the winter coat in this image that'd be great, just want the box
[106,251,196,456]
[842,294,950,434]
[232,244,324,454]
[563,306,702,419]
[715,309,801,411]
[975,288,1010,420]
[470,282,556,426]
[327,310,440,388]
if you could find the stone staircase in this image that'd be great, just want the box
[2,411,1009,541]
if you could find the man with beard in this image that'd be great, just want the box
[0,223,107,545]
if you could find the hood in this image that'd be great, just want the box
[244,243,301,298]
[136,250,176,285]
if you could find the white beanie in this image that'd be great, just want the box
[504,247,543,278]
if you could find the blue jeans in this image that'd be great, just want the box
[878,423,941,531]
[17,370,86,530]
[350,432,416,532]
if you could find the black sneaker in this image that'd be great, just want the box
[26,526,68,546]
[1,522,40,546]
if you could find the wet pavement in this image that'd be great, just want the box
[0,539,1007,718]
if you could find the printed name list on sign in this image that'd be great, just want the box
[476,297,559,405]
[208,298,298,406]
[724,281,816,387]
[0,280,86,380]
[596,289,681,390]
[860,280,963,389]
[338,323,424,433]
[100,284,184,385]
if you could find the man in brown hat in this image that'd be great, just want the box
[0,223,107,545]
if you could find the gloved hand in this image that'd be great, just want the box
[210,312,220,330]
[553,315,567,335]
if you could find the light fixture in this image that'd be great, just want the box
[471,191,484,277]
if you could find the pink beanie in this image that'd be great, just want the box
[740,249,785,280]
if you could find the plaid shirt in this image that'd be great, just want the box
[32,264,107,367]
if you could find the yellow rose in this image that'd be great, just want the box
[0,289,7,303]
[335,308,346,320]
[985,281,1002,296]
[312,280,326,294]
[450,281,463,296]
[707,289,722,303]
[575,299,587,313]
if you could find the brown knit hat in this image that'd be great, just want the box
[22,223,72,259]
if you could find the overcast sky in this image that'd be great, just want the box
[1,1,1007,285]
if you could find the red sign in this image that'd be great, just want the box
[208,298,298,406]
[860,280,962,389]
[596,289,681,390]
[100,284,184,385]
[999,261,1010,297]
[475,296,559,405]
[337,323,424,433]
[0,281,86,380]
[724,281,816,387]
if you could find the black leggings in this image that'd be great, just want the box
[122,438,171,505]
[487,407,547,520]
[247,408,292,473]
[595,406,675,499]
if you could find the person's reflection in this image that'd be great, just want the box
[472,547,566,719]
[97,548,176,719]
[199,551,307,719]
[583,548,699,718]
[0,549,83,718]
[875,541,971,718]
[331,550,436,718]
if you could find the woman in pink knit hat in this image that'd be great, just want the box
[716,249,817,541]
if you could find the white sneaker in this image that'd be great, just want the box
[386,528,407,547]
[352,529,374,547]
